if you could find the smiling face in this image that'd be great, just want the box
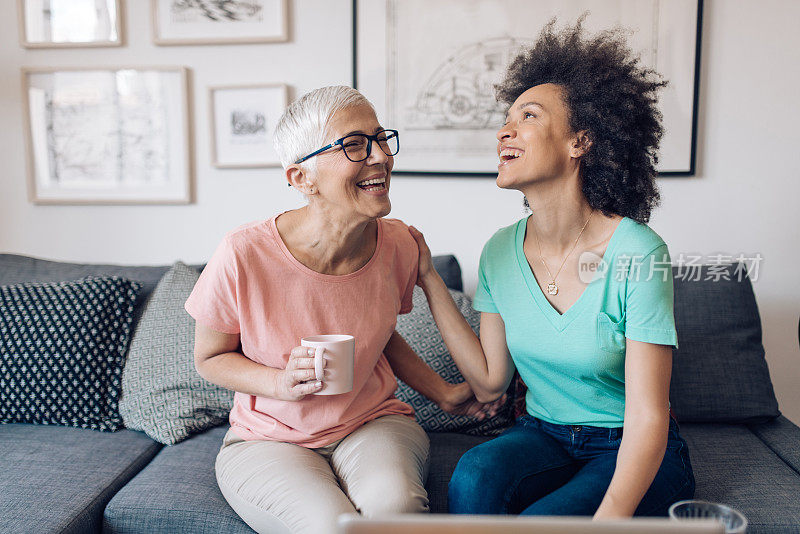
[307,104,394,220]
[496,83,583,190]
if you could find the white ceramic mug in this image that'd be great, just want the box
[300,335,355,395]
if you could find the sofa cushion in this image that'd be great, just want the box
[103,424,493,529]
[120,262,234,445]
[426,432,493,514]
[670,264,779,424]
[681,422,800,533]
[103,425,254,534]
[748,416,800,476]
[395,287,516,436]
[0,276,140,431]
[0,423,161,534]
[0,254,176,327]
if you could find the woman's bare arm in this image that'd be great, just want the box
[384,329,504,418]
[594,339,672,519]
[409,226,515,402]
[193,322,322,400]
[417,272,515,402]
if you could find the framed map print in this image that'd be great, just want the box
[22,67,192,204]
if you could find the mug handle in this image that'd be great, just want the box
[313,347,325,382]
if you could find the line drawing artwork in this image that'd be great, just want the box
[229,109,267,144]
[210,85,286,167]
[396,29,660,133]
[372,0,699,173]
[43,72,170,187]
[403,37,533,130]
[45,90,118,185]
[169,0,265,23]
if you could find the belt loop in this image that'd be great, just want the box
[607,427,623,443]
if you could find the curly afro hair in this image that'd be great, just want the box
[496,16,667,223]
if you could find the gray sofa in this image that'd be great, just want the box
[1,252,799,534]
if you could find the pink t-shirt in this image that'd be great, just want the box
[184,214,418,448]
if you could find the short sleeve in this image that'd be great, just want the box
[184,236,241,334]
[624,244,678,348]
[399,231,419,315]
[473,242,499,313]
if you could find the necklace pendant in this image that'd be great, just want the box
[547,282,559,295]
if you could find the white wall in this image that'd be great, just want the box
[2,1,798,424]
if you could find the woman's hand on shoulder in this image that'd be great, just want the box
[271,346,324,401]
[408,225,439,288]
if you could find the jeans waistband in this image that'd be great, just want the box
[523,415,680,442]
[524,416,624,441]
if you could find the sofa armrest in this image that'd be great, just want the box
[749,415,800,476]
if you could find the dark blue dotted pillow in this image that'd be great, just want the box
[395,287,516,436]
[0,276,140,431]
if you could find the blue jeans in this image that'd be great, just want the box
[448,415,695,516]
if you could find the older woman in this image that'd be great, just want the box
[410,20,695,518]
[185,86,497,534]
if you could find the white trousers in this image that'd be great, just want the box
[215,414,430,534]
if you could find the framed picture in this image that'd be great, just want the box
[152,0,289,45]
[354,0,703,176]
[18,0,124,48]
[209,84,288,168]
[22,67,193,205]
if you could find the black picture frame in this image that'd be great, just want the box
[353,0,703,178]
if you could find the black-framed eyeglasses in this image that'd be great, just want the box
[294,129,399,164]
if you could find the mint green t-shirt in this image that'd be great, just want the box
[473,216,678,428]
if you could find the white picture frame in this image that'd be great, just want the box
[152,0,289,45]
[209,84,288,168]
[355,0,702,176]
[18,0,124,49]
[22,66,193,205]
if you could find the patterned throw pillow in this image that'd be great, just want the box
[0,276,140,431]
[395,287,516,436]
[119,262,233,445]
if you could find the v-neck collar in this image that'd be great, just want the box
[515,215,629,331]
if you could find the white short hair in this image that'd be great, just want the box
[273,85,374,171]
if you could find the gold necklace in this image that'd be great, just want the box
[532,210,594,296]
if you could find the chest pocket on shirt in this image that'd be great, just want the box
[597,312,626,354]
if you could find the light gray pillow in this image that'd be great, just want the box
[119,262,233,444]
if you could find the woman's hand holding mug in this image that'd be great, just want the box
[272,346,325,401]
[301,335,355,395]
